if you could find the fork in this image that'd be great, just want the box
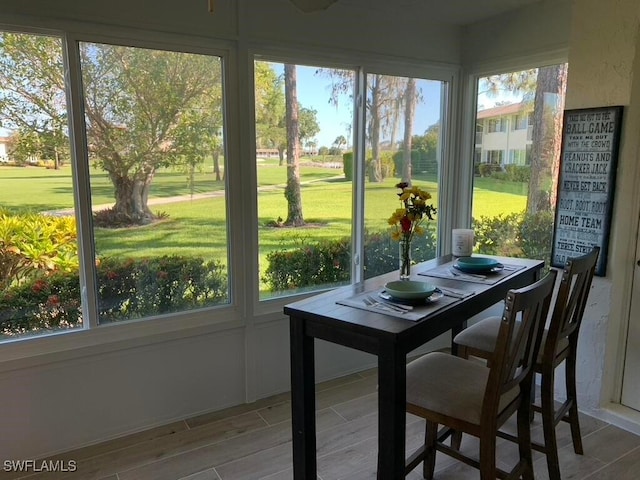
[449,268,486,280]
[363,295,407,314]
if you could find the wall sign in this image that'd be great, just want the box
[552,106,623,276]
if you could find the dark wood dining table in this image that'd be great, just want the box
[284,254,545,479]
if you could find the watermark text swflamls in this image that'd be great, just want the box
[3,459,77,473]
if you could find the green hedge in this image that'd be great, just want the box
[478,163,502,177]
[504,165,531,183]
[473,210,554,267]
[262,210,552,293]
[392,149,438,176]
[343,152,353,180]
[262,228,437,292]
[0,255,227,337]
[362,228,437,279]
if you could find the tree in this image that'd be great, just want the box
[80,44,222,223]
[0,33,224,223]
[400,78,417,184]
[483,65,567,213]
[527,65,567,212]
[255,61,286,165]
[305,139,317,155]
[0,33,69,169]
[298,107,320,152]
[284,64,304,226]
[320,69,413,183]
[333,135,347,151]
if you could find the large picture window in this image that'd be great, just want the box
[472,63,568,265]
[0,32,230,340]
[79,42,229,324]
[255,60,355,299]
[363,73,445,278]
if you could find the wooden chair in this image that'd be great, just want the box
[405,270,557,479]
[453,247,599,480]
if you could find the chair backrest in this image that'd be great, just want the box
[544,246,600,360]
[483,270,557,417]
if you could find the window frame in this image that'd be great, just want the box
[0,23,463,361]
[0,26,243,363]
[250,48,460,314]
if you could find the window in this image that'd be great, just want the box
[475,121,484,145]
[487,118,506,133]
[0,32,230,340]
[363,73,445,278]
[472,64,568,265]
[513,113,528,130]
[486,150,504,165]
[508,149,527,165]
[80,42,229,324]
[254,64,447,296]
[0,31,80,340]
[255,60,355,299]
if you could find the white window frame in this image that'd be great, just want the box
[249,46,459,314]
[0,25,242,365]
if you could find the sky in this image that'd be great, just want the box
[271,63,444,149]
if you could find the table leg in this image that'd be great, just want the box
[290,317,316,479]
[377,343,406,478]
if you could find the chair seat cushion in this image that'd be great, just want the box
[406,352,519,426]
[454,316,504,355]
[453,317,569,364]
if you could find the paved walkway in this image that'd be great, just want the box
[46,174,344,217]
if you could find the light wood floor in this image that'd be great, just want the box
[12,368,640,480]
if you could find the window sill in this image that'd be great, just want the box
[0,305,244,373]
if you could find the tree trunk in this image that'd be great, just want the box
[527,64,567,214]
[278,146,285,166]
[110,169,156,223]
[369,75,383,183]
[548,66,567,209]
[212,147,221,182]
[284,64,304,227]
[389,97,401,153]
[402,78,417,185]
[54,146,60,170]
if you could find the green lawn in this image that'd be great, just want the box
[1,163,527,289]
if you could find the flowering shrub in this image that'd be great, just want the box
[263,237,351,292]
[0,209,78,292]
[0,272,82,337]
[96,256,227,322]
[0,255,228,338]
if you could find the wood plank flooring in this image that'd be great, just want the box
[12,367,640,480]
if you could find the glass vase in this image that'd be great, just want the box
[399,239,411,280]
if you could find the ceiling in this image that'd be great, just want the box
[325,0,543,25]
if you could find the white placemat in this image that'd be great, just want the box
[418,261,525,285]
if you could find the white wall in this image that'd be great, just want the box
[0,0,464,460]
[567,0,640,432]
[465,0,640,427]
[462,0,572,70]
[4,0,622,461]
[563,0,640,418]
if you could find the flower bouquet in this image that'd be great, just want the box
[388,182,437,279]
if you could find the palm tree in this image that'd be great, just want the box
[284,64,304,226]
